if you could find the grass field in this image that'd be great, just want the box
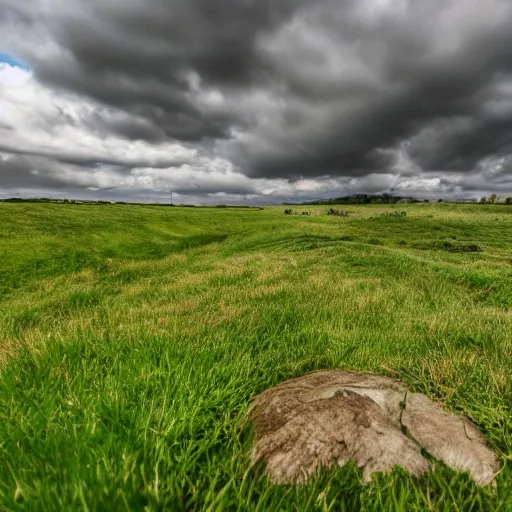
[0,202,511,511]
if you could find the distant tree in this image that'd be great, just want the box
[479,197,487,204]
[505,198,512,205]
[490,194,497,203]
[438,199,444,203]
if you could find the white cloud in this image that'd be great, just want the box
[0,63,31,86]
[0,64,196,167]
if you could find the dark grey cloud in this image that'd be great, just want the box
[16,0,309,143]
[0,154,73,189]
[228,0,512,178]
[0,145,190,171]
[407,113,512,173]
[2,0,512,200]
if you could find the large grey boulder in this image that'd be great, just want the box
[248,371,499,485]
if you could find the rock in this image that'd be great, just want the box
[248,371,499,485]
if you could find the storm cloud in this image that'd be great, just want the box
[2,0,512,201]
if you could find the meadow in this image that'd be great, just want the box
[0,202,511,511]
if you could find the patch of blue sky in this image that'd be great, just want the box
[0,53,31,70]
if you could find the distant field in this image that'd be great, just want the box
[0,202,511,511]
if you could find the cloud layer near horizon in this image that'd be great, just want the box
[2,0,512,203]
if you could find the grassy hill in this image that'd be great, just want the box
[0,202,511,510]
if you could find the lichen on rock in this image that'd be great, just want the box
[249,371,499,485]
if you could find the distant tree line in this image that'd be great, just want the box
[479,194,512,204]
[285,194,429,205]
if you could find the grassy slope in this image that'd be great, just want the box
[0,202,511,511]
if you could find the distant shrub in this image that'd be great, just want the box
[284,209,292,215]
[382,211,407,218]
[328,208,349,217]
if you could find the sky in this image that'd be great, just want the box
[1,0,512,204]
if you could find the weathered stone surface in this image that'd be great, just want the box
[249,371,499,485]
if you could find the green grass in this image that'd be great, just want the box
[0,202,511,511]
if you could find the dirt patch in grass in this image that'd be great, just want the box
[413,241,482,253]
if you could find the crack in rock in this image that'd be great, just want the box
[248,371,499,485]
